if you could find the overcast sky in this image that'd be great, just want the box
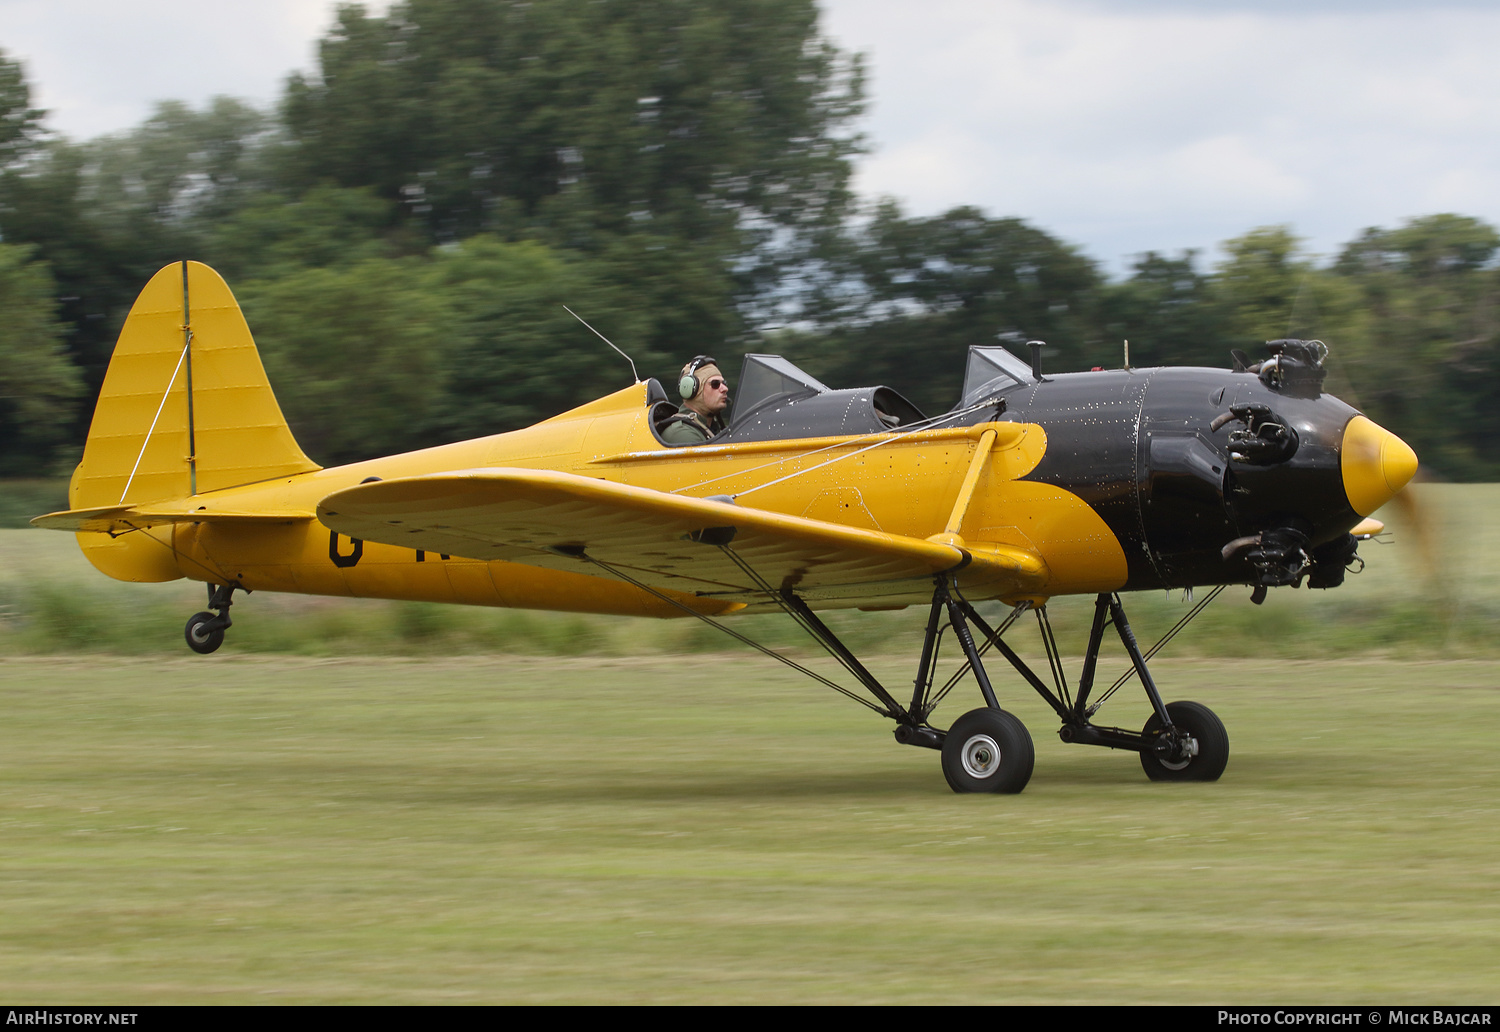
[4,0,1498,275]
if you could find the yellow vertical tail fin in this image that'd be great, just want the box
[71,261,320,510]
[60,261,320,582]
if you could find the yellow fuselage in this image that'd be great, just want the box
[85,382,1129,615]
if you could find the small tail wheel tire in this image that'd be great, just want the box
[941,707,1035,794]
[1139,700,1228,782]
[184,611,225,655]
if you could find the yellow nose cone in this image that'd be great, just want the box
[1341,415,1418,516]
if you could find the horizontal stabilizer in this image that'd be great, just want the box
[32,504,313,535]
[318,468,1047,606]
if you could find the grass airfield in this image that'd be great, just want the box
[1,484,1497,1003]
[2,655,1497,1004]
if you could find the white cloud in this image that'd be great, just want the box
[821,0,1500,270]
[2,0,364,138]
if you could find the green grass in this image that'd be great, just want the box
[0,655,1496,1003]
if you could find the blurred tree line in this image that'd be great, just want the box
[3,0,1499,480]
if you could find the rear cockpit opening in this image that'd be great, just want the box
[716,354,926,444]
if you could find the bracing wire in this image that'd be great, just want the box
[119,333,192,504]
[1086,585,1226,713]
[576,553,891,715]
[922,595,1029,717]
[669,394,1007,500]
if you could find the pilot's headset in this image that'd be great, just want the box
[678,355,720,400]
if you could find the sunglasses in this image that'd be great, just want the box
[706,378,727,390]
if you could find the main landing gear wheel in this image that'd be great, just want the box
[940,707,1035,794]
[184,611,225,655]
[1139,700,1228,782]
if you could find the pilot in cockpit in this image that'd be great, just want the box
[659,355,731,445]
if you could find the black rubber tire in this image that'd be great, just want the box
[1139,701,1229,782]
[184,611,225,655]
[940,707,1035,794]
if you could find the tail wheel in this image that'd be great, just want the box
[1140,701,1228,782]
[940,708,1035,794]
[184,611,225,655]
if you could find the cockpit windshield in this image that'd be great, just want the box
[730,354,831,423]
[959,345,1034,408]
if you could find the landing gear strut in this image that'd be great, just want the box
[184,583,237,655]
[897,583,1229,791]
[779,576,1227,793]
[578,544,1227,793]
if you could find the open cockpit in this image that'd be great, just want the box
[651,352,933,446]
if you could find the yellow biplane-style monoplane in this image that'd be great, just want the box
[33,262,1418,793]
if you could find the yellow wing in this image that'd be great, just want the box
[317,469,1047,609]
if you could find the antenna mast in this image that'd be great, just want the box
[564,306,640,384]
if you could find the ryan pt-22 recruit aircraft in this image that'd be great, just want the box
[34,262,1419,793]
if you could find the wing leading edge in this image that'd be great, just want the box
[317,469,1047,609]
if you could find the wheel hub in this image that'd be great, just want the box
[960,733,1002,779]
[1153,730,1199,770]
